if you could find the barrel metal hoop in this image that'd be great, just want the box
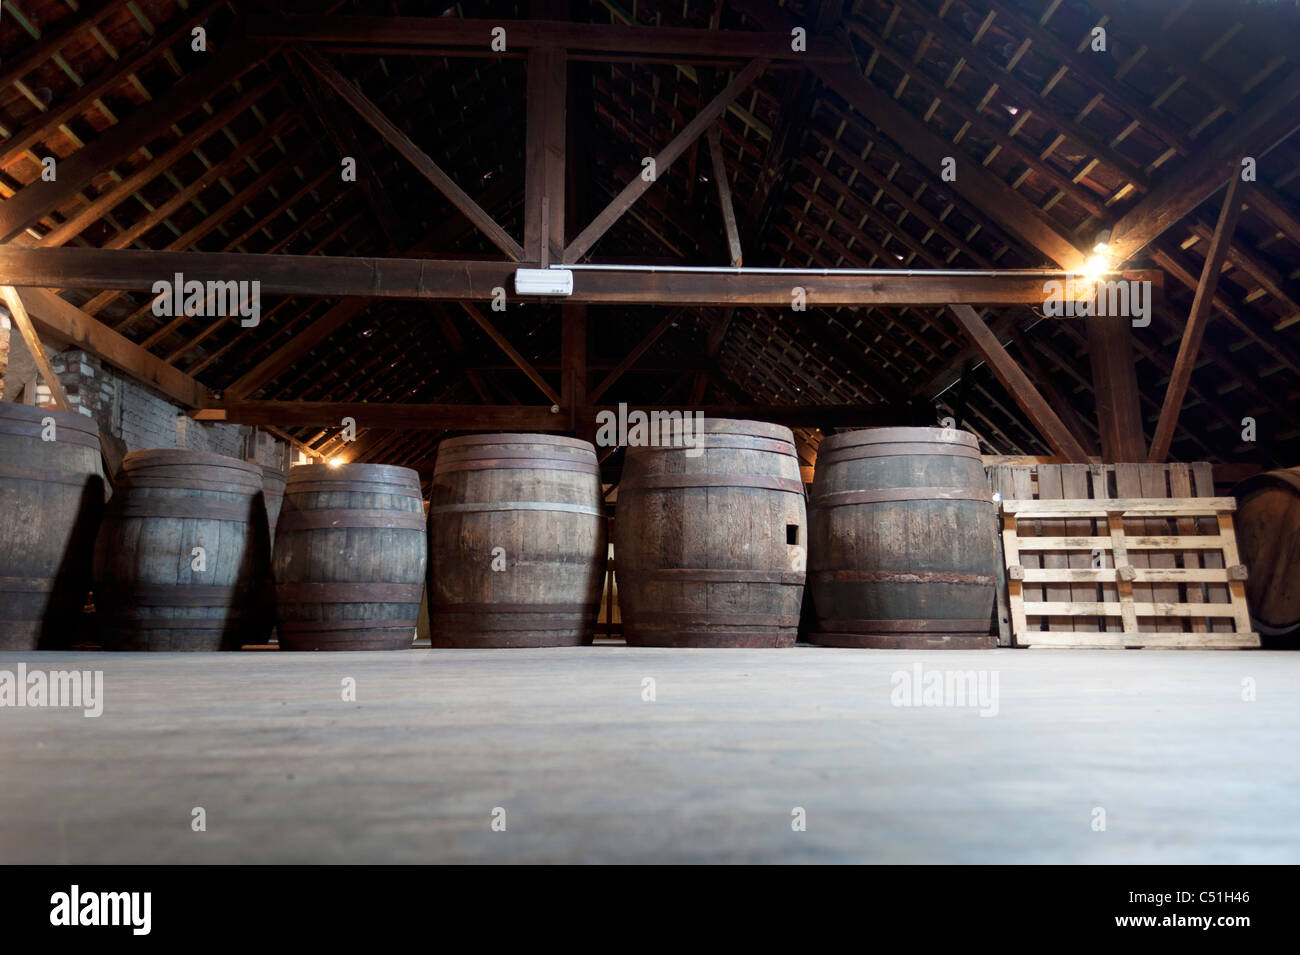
[626,434,795,455]
[812,487,994,507]
[278,618,418,631]
[636,611,801,627]
[621,474,804,494]
[436,446,596,463]
[0,576,55,593]
[633,568,806,585]
[277,509,426,532]
[434,457,600,475]
[0,463,103,486]
[118,476,261,494]
[428,501,603,517]
[431,602,592,614]
[819,443,983,462]
[0,420,101,448]
[108,499,253,522]
[440,433,596,451]
[100,584,245,607]
[276,582,423,604]
[818,617,990,633]
[285,480,422,497]
[815,569,995,585]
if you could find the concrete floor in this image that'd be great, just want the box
[1,647,1297,864]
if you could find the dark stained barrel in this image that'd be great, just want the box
[0,403,106,650]
[273,463,426,650]
[93,450,267,651]
[808,426,998,649]
[427,434,605,647]
[1234,468,1300,636]
[614,418,807,647]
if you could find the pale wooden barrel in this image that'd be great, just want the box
[273,463,426,650]
[427,434,605,647]
[808,427,998,649]
[613,419,807,647]
[0,403,106,650]
[93,450,267,651]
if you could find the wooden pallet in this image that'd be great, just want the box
[1000,494,1259,649]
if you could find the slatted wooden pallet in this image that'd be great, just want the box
[1000,490,1259,649]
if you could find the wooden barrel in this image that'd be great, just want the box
[273,463,425,650]
[1234,468,1300,636]
[613,418,806,647]
[428,434,605,647]
[808,427,998,649]
[0,403,106,650]
[93,450,267,651]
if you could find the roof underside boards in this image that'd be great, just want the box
[2,0,1299,473]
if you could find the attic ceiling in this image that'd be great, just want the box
[3,0,1300,476]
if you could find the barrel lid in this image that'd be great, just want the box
[0,401,101,436]
[438,432,596,453]
[695,418,795,442]
[821,426,980,454]
[287,462,421,489]
[123,448,263,477]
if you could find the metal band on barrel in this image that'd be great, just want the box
[428,501,603,517]
[812,486,994,507]
[277,509,426,532]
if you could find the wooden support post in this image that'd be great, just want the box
[1147,172,1246,463]
[1087,317,1147,462]
[1,286,69,411]
[562,305,591,440]
[524,47,567,265]
[947,305,1090,462]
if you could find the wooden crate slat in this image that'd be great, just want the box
[1018,567,1238,583]
[1022,632,1261,649]
[1001,497,1237,517]
[1022,601,1245,618]
[1016,535,1229,550]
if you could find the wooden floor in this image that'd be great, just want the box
[2,646,1298,864]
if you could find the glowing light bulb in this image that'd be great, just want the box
[328,457,344,468]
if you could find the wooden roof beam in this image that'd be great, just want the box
[295,45,525,261]
[0,247,1159,306]
[248,15,844,61]
[1148,174,1245,463]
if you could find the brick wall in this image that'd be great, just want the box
[42,348,287,469]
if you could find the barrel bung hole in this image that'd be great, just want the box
[786,523,799,545]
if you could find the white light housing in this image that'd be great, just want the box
[515,268,574,296]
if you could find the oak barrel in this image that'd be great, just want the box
[0,403,106,650]
[427,434,605,647]
[273,463,426,650]
[1234,468,1300,636]
[93,450,268,651]
[613,418,806,647]
[808,427,998,648]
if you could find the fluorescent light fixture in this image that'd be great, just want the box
[515,268,574,296]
